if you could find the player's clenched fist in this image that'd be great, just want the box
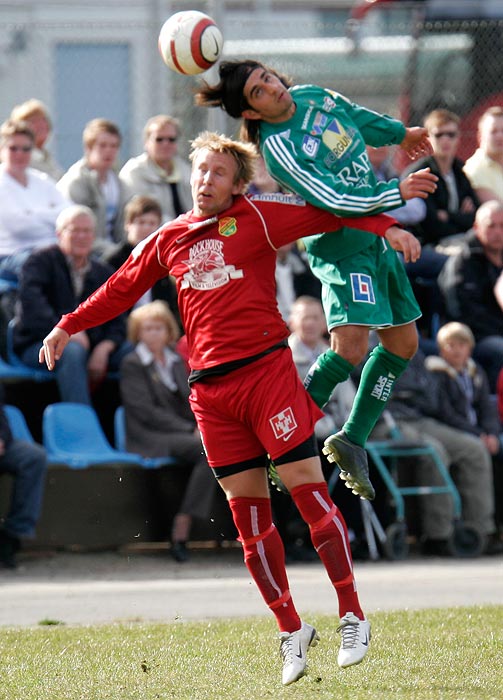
[400,167,438,201]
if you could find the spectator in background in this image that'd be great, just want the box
[376,344,500,556]
[275,243,321,322]
[10,98,63,181]
[119,115,191,223]
[401,109,480,342]
[0,119,68,282]
[404,109,479,250]
[288,296,355,443]
[424,322,502,555]
[286,295,364,553]
[367,145,426,228]
[57,118,129,255]
[247,156,321,321]
[13,204,130,404]
[120,301,217,562]
[0,388,47,569]
[464,106,503,204]
[247,153,282,196]
[438,200,503,391]
[102,195,181,327]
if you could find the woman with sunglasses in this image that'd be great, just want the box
[0,118,69,283]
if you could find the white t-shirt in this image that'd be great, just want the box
[0,165,69,256]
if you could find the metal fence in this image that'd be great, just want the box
[1,12,503,169]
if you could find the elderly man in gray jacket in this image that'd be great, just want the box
[119,115,191,224]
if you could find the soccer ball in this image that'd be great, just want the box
[158,10,224,75]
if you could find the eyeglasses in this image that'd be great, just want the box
[154,136,177,143]
[7,145,33,153]
[431,131,459,139]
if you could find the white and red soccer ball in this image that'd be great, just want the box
[158,10,224,75]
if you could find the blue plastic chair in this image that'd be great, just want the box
[0,355,48,383]
[114,406,180,469]
[42,403,145,469]
[6,320,54,383]
[0,278,18,295]
[3,404,35,442]
[363,411,483,559]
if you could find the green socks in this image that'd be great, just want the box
[343,345,409,446]
[304,349,354,409]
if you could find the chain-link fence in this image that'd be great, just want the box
[1,9,503,170]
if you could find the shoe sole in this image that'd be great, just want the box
[322,440,375,500]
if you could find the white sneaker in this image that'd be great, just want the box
[337,612,371,668]
[279,621,319,685]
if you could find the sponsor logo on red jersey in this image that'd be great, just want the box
[270,407,298,441]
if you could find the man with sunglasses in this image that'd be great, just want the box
[120,114,192,223]
[404,109,479,249]
[402,109,480,339]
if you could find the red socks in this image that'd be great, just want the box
[229,496,301,633]
[229,485,364,628]
[290,482,364,620]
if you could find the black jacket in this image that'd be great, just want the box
[437,231,503,340]
[102,241,181,328]
[403,155,479,245]
[425,355,501,437]
[385,350,440,421]
[13,245,126,355]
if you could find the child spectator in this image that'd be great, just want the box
[425,322,502,554]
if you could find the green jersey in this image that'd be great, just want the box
[259,84,406,261]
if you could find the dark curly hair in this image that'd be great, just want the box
[194,59,292,146]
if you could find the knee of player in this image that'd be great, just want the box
[333,344,367,366]
[329,332,368,366]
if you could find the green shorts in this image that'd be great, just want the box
[319,239,421,330]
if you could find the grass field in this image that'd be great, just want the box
[1,605,502,700]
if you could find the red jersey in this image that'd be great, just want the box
[58,193,395,371]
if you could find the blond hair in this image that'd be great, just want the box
[127,300,180,345]
[11,98,52,128]
[190,131,258,187]
[143,114,179,141]
[0,118,35,146]
[83,118,121,150]
[436,322,475,349]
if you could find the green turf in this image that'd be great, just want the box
[0,605,501,700]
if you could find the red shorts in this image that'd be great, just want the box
[189,346,323,468]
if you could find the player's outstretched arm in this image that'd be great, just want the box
[400,167,438,201]
[39,327,70,371]
[384,226,421,263]
[400,127,433,160]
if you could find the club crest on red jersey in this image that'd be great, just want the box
[218,217,237,237]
